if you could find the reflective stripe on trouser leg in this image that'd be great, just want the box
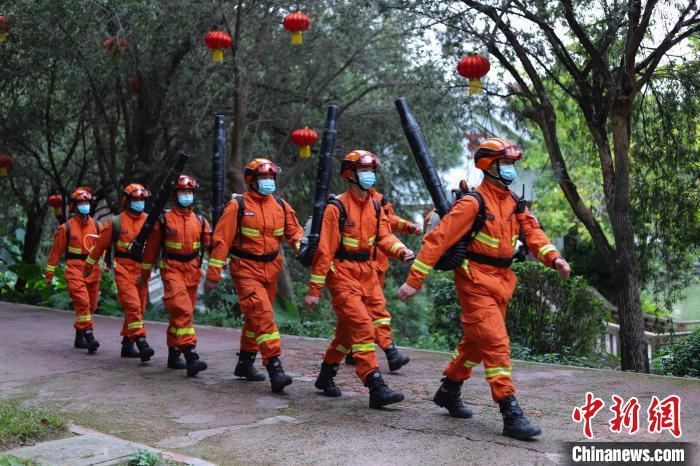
[324,326,352,364]
[67,278,93,331]
[329,288,379,383]
[365,276,393,350]
[117,271,149,338]
[234,277,282,366]
[240,317,258,353]
[163,282,199,348]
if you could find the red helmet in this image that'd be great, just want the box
[474,137,522,170]
[174,174,197,190]
[122,183,150,204]
[340,150,381,179]
[244,158,279,184]
[70,187,93,203]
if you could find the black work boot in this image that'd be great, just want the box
[433,377,473,418]
[83,330,100,354]
[167,348,186,370]
[234,351,266,381]
[121,336,141,358]
[345,352,356,365]
[182,346,207,377]
[265,356,293,393]
[365,370,404,409]
[74,330,87,349]
[499,395,542,440]
[384,344,410,372]
[135,336,155,362]
[314,361,342,397]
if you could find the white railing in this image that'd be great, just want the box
[597,322,693,360]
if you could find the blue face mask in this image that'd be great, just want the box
[357,171,376,189]
[257,179,276,195]
[177,193,194,207]
[498,164,517,184]
[76,203,90,215]
[130,200,145,213]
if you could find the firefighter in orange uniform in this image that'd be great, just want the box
[139,175,211,377]
[45,188,103,353]
[398,138,571,440]
[344,193,420,371]
[204,158,304,392]
[304,150,414,409]
[84,184,155,362]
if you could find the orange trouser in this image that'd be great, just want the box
[234,276,281,366]
[367,268,392,350]
[323,283,385,382]
[443,272,515,402]
[66,269,100,331]
[115,261,149,339]
[162,272,198,348]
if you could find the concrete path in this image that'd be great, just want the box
[0,303,697,465]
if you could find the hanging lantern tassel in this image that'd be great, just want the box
[291,31,303,45]
[213,48,223,63]
[299,144,311,158]
[469,78,483,95]
[0,154,12,177]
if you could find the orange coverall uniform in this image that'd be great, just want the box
[206,191,303,365]
[406,181,561,402]
[370,192,415,349]
[87,211,149,339]
[309,188,408,382]
[140,207,211,349]
[46,216,103,331]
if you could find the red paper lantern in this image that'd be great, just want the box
[204,30,232,63]
[283,12,311,45]
[457,53,490,94]
[0,16,12,42]
[290,127,318,158]
[0,154,12,176]
[103,38,129,55]
[48,194,63,216]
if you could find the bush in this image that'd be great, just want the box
[658,327,700,378]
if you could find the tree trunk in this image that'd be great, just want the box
[15,205,48,291]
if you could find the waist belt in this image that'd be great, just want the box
[229,248,279,263]
[164,251,201,263]
[114,250,132,259]
[465,251,513,268]
[67,253,88,260]
[335,250,371,262]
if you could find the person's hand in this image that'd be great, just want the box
[397,283,418,301]
[553,257,571,280]
[400,248,415,263]
[408,223,422,235]
[204,279,218,294]
[136,275,147,287]
[304,294,320,310]
[82,265,93,278]
[44,276,52,287]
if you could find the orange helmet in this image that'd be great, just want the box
[174,174,197,190]
[340,150,381,179]
[70,187,93,203]
[244,158,279,184]
[122,183,150,203]
[474,137,522,170]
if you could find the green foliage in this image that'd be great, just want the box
[656,328,700,378]
[0,456,38,466]
[0,400,67,450]
[127,450,175,466]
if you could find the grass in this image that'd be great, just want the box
[0,399,68,451]
[0,456,39,466]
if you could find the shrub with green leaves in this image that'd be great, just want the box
[659,327,700,378]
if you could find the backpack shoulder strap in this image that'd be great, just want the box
[63,219,71,262]
[327,197,347,243]
[461,190,487,246]
[111,214,121,247]
[273,195,288,231]
[372,199,381,260]
[235,195,245,246]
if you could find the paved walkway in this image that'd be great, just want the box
[0,303,697,465]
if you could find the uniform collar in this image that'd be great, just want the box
[347,186,372,204]
[124,209,144,219]
[481,178,512,200]
[171,205,192,216]
[247,189,272,203]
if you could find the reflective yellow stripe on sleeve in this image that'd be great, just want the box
[475,232,499,248]
[309,274,326,285]
[390,242,405,254]
[411,259,433,276]
[46,265,56,272]
[368,236,376,246]
[538,244,558,260]
[241,227,261,238]
[373,318,391,327]
[86,256,97,266]
[193,242,201,250]
[164,241,183,250]
[273,228,284,237]
[209,258,226,269]
[68,246,83,254]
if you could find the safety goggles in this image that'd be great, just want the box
[256,162,280,175]
[358,153,381,167]
[178,176,197,188]
[502,145,523,159]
